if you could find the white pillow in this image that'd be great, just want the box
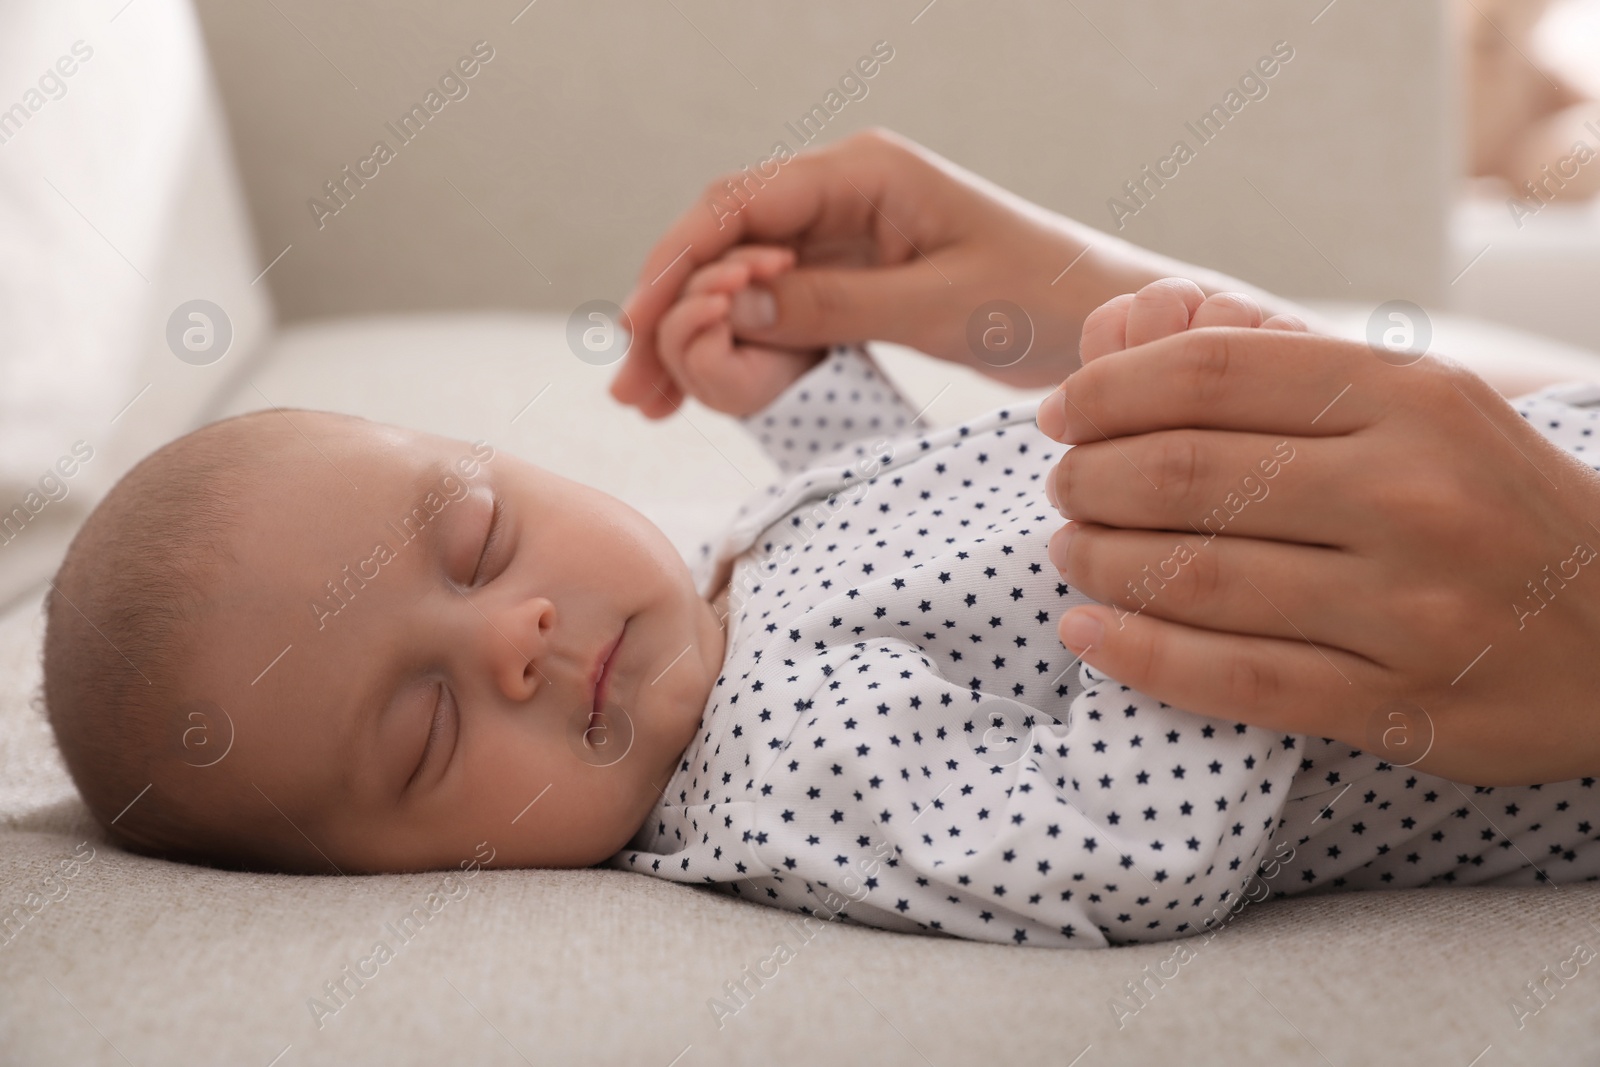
[0,0,271,602]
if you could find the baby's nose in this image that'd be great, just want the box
[485,595,556,702]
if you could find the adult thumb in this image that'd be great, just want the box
[728,262,942,350]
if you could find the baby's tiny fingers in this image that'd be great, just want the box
[1261,314,1309,332]
[683,260,753,298]
[1190,292,1263,330]
[686,338,822,417]
[1078,293,1137,364]
[685,247,792,295]
[658,292,731,376]
[678,320,734,399]
[726,244,797,281]
[1125,278,1207,349]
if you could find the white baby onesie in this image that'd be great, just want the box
[605,345,1600,948]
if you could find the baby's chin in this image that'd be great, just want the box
[631,596,725,777]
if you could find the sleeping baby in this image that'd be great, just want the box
[41,251,1600,949]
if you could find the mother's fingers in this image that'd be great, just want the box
[1049,429,1359,545]
[1041,328,1393,444]
[1056,602,1383,737]
[637,133,901,288]
[617,133,915,403]
[611,359,684,419]
[611,158,828,415]
[1050,522,1378,653]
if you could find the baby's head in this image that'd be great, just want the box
[42,409,725,875]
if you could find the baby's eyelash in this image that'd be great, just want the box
[408,683,454,790]
[470,496,503,584]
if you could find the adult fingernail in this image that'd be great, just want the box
[1048,522,1074,572]
[1036,388,1067,440]
[1059,609,1104,652]
[730,287,776,331]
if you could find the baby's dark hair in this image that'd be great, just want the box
[42,408,341,874]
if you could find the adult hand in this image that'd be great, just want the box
[1036,325,1600,786]
[610,128,1302,418]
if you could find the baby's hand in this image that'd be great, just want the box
[1077,277,1309,362]
[654,246,828,417]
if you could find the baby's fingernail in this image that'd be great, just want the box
[730,287,776,331]
[1036,388,1067,440]
[1044,472,1059,509]
[1059,610,1103,652]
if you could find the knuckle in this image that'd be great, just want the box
[1382,472,1467,537]
[1174,539,1222,609]
[1180,329,1236,409]
[1202,292,1259,323]
[1145,276,1204,305]
[1416,357,1495,423]
[1225,653,1279,709]
[1123,618,1162,688]
[1391,584,1458,636]
[791,270,841,322]
[1151,432,1206,509]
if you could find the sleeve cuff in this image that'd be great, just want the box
[737,344,925,476]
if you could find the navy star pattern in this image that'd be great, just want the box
[605,346,1600,948]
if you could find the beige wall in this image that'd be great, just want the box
[193,0,1453,322]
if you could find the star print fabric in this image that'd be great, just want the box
[605,346,1600,948]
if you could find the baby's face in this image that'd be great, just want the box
[187,414,726,873]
